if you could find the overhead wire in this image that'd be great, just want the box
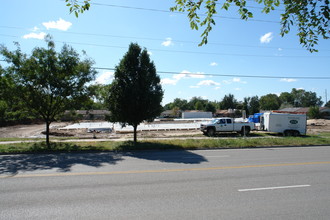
[1,33,330,57]
[93,67,330,80]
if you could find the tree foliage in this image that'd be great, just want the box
[164,97,218,113]
[0,36,96,147]
[65,1,329,51]
[220,93,237,110]
[87,84,112,109]
[243,96,260,115]
[290,88,323,107]
[325,100,330,108]
[108,43,163,143]
[260,93,281,110]
[171,0,330,52]
[308,106,321,119]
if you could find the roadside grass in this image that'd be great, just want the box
[1,133,330,154]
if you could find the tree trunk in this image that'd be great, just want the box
[133,125,137,144]
[46,121,51,149]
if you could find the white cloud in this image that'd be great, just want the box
[278,48,283,51]
[42,18,72,31]
[162,70,206,86]
[31,26,39,32]
[161,37,174,47]
[280,78,297,83]
[234,88,242,91]
[189,85,200,89]
[222,77,247,84]
[174,70,205,80]
[215,87,221,90]
[23,32,46,40]
[210,62,218,66]
[147,51,153,56]
[161,78,177,85]
[95,71,114,84]
[233,77,247,84]
[197,80,220,86]
[260,32,273,44]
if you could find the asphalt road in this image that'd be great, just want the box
[1,146,330,219]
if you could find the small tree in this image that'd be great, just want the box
[325,101,330,108]
[1,36,96,148]
[308,106,321,119]
[260,94,281,110]
[221,94,237,110]
[108,43,163,144]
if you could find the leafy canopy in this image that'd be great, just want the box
[108,43,163,143]
[65,0,330,52]
[171,0,330,52]
[0,36,96,146]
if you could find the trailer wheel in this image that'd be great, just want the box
[284,130,292,136]
[241,126,250,136]
[293,130,300,137]
[207,128,215,137]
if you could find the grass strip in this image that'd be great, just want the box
[1,134,330,154]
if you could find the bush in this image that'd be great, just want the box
[308,106,321,119]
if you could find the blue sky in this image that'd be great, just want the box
[1,0,330,105]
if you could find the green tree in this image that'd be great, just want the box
[279,92,294,106]
[243,96,260,115]
[260,94,281,110]
[291,88,323,107]
[308,106,321,119]
[170,0,330,52]
[108,43,163,144]
[220,94,237,110]
[164,98,189,111]
[195,101,204,110]
[325,100,330,108]
[188,97,207,110]
[205,102,216,114]
[0,37,96,148]
[87,84,112,109]
[66,0,330,52]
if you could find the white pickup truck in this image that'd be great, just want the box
[200,118,255,136]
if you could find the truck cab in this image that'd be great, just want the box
[200,117,254,136]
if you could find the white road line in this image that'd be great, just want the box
[238,184,311,192]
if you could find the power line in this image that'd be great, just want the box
[1,34,329,58]
[55,40,330,58]
[1,60,328,80]
[86,1,280,24]
[94,67,330,80]
[2,26,330,52]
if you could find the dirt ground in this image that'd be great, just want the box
[0,119,330,139]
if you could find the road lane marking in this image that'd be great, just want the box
[1,161,330,179]
[238,185,311,192]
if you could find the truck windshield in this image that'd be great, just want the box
[212,119,219,124]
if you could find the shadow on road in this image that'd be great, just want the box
[0,141,208,175]
[0,152,123,175]
[125,150,208,164]
[118,141,208,164]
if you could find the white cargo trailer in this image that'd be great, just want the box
[260,112,307,136]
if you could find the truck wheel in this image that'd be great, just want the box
[207,128,215,137]
[241,127,250,136]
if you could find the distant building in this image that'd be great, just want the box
[182,111,212,119]
[62,110,110,121]
[274,107,330,119]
